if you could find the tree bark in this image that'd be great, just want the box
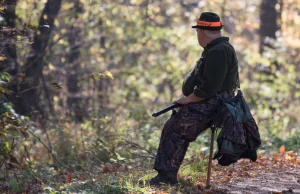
[0,1,19,107]
[16,0,62,117]
[66,0,84,122]
[0,0,18,74]
[259,0,279,54]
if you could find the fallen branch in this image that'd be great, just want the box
[27,129,65,168]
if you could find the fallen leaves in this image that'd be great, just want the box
[99,163,127,173]
[279,145,285,154]
[65,171,72,183]
[196,148,300,194]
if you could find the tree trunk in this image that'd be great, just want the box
[0,0,18,74]
[16,0,62,117]
[259,0,279,54]
[0,1,19,107]
[97,19,110,109]
[66,0,84,123]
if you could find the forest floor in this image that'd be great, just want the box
[1,151,300,193]
[190,154,300,194]
[142,152,300,194]
[76,151,300,194]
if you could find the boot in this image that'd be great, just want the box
[149,172,178,186]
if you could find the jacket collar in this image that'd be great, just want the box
[204,37,229,50]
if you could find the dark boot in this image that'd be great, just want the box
[149,172,178,186]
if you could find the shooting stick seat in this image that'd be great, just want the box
[206,126,216,188]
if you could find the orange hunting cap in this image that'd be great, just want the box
[192,12,223,31]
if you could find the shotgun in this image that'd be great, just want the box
[152,104,180,117]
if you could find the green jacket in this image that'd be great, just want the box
[182,37,238,98]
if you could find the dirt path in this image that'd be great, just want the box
[214,168,300,194]
[205,154,300,194]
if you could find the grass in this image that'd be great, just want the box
[44,159,209,194]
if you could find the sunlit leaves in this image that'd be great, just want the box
[90,74,101,80]
[0,1,6,14]
[89,71,114,80]
[103,71,114,79]
[0,142,10,156]
[0,72,12,83]
[15,0,45,29]
[48,71,114,92]
[62,2,73,10]
[0,55,7,61]
[0,72,12,99]
[0,106,29,170]
[0,87,12,95]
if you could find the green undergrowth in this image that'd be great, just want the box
[2,159,208,194]
[50,160,207,194]
[260,133,300,153]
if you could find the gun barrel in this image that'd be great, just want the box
[152,104,180,117]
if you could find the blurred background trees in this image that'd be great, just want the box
[0,0,299,192]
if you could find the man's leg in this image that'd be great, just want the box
[151,105,213,185]
[150,92,234,185]
[153,115,190,176]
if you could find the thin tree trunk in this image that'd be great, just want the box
[41,73,55,117]
[259,0,279,54]
[66,0,84,123]
[0,1,19,108]
[16,0,62,117]
[0,0,18,74]
[98,19,110,109]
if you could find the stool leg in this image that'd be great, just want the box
[206,127,215,188]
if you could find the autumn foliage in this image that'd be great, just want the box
[0,0,299,193]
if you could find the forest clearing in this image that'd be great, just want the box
[0,0,299,193]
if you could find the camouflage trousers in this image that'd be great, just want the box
[153,91,234,176]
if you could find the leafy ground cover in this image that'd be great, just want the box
[0,1,299,194]
[1,148,299,194]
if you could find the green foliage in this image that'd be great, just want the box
[0,72,12,83]
[261,134,300,153]
[0,72,11,103]
[240,44,299,143]
[0,72,30,193]
[0,104,28,162]
[7,178,21,193]
[179,155,207,185]
[1,0,300,193]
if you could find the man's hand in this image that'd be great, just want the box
[173,97,189,105]
[173,93,206,105]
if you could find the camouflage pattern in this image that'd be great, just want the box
[213,101,261,164]
[153,91,234,176]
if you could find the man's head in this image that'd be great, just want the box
[192,12,223,47]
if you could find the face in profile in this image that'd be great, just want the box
[196,29,204,46]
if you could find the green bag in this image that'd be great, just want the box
[222,90,253,123]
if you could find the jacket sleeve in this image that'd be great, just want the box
[193,48,228,98]
[182,65,197,96]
